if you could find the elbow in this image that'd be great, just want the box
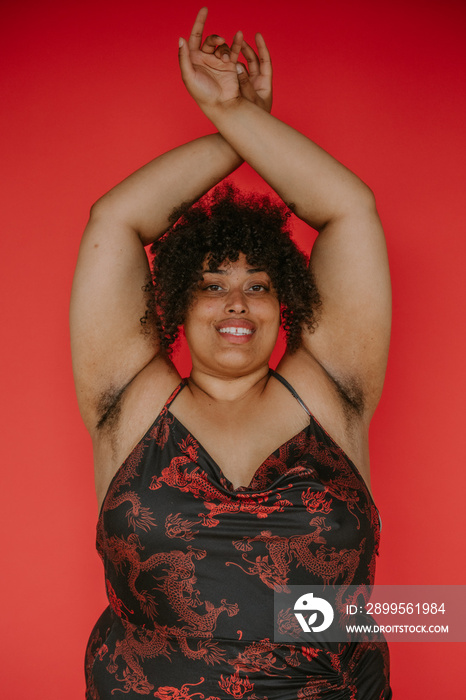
[87,195,144,243]
[316,181,378,233]
[357,180,378,212]
[335,181,378,226]
[346,178,377,214]
[87,196,132,234]
[89,195,111,222]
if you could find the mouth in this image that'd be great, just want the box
[215,320,255,343]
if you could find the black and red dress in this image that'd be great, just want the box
[85,371,391,699]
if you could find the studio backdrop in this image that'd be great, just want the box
[1,0,465,697]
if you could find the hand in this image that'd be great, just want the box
[236,35,272,113]
[178,8,272,113]
[178,8,242,109]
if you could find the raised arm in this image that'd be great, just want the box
[71,10,274,434]
[179,15,391,418]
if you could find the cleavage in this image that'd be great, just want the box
[167,390,309,490]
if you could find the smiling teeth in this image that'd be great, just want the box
[219,327,253,336]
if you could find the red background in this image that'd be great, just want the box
[1,0,465,697]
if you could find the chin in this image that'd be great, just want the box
[197,347,272,377]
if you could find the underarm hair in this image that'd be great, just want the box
[330,374,365,418]
[96,385,126,432]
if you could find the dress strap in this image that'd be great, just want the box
[269,369,311,417]
[163,379,187,412]
[270,370,382,532]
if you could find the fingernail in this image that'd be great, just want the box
[179,37,184,48]
[236,64,243,74]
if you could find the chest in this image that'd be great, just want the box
[168,401,310,490]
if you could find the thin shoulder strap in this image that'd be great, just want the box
[162,379,187,412]
[269,369,311,417]
[271,371,382,531]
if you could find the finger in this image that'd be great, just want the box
[201,34,226,54]
[229,30,243,64]
[255,32,272,77]
[241,40,260,80]
[236,62,255,100]
[213,42,231,63]
[188,6,208,51]
[178,37,195,83]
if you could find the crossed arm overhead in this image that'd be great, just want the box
[70,7,390,436]
[70,10,273,433]
[179,8,391,418]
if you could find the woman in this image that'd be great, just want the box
[71,8,392,699]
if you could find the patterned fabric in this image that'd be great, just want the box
[85,372,391,699]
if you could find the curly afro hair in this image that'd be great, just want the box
[147,183,320,356]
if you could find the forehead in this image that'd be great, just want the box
[202,252,269,275]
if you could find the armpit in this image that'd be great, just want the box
[328,372,365,418]
[96,385,126,432]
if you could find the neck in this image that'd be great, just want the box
[188,364,270,404]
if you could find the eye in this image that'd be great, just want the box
[202,284,224,292]
[248,284,269,292]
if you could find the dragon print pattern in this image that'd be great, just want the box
[86,375,391,699]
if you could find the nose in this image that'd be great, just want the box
[225,288,248,314]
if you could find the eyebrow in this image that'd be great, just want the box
[203,268,267,275]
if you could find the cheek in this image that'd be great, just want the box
[183,300,217,344]
[264,299,281,329]
[186,299,218,326]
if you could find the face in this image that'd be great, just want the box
[183,253,281,377]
